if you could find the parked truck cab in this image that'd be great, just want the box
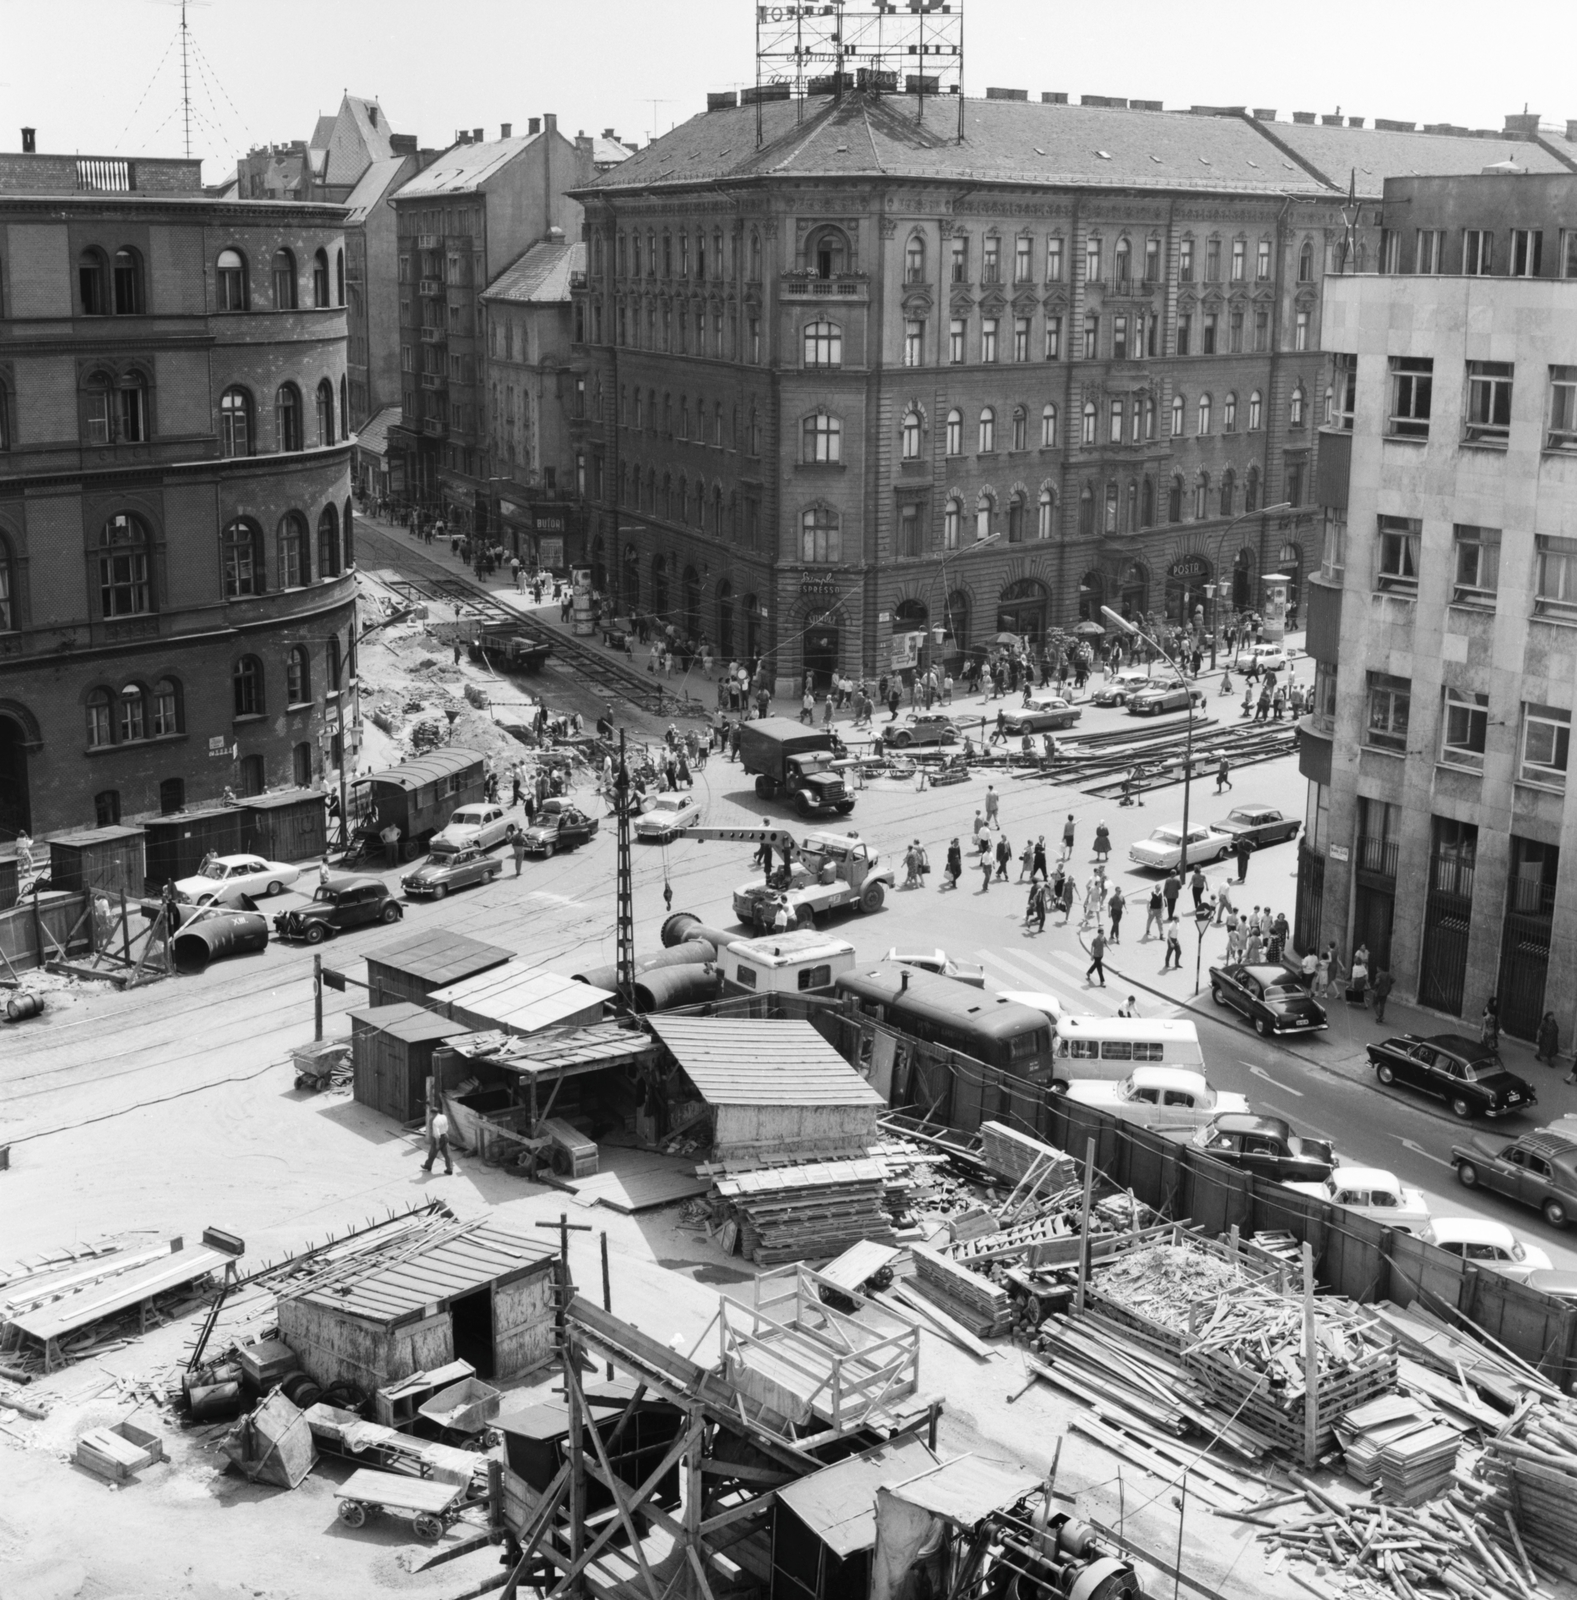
[722,930,858,996]
[737,718,854,817]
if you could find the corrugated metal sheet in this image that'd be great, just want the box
[432,965,613,1035]
[452,1021,657,1077]
[778,1437,937,1556]
[346,1002,469,1046]
[889,1455,1041,1524]
[286,1221,553,1325]
[366,930,513,987]
[646,1018,883,1108]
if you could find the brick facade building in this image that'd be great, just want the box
[0,146,354,838]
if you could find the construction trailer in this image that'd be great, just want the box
[644,1015,884,1162]
[347,1003,471,1123]
[364,928,513,1008]
[353,747,488,860]
[237,787,328,864]
[429,963,613,1036]
[275,1219,557,1389]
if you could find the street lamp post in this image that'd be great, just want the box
[1209,502,1294,670]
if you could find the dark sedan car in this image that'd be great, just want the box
[401,841,503,899]
[1212,805,1301,850]
[1368,1033,1536,1120]
[1209,962,1329,1036]
[521,801,600,857]
[1452,1130,1577,1228]
[1190,1113,1338,1184]
[273,875,403,943]
[1128,682,1207,717]
[880,712,961,749]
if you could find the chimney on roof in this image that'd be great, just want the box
[501,122,512,139]
[1253,108,1277,120]
[528,117,541,135]
[1567,120,1577,142]
[549,225,565,240]
[1374,118,1416,133]
[1321,114,1343,125]
[1042,92,1068,104]
[1504,112,1541,136]
[544,113,558,134]
[368,105,379,128]
[1348,116,1365,128]
[20,127,35,153]
[707,91,739,111]
[1292,111,1316,125]
[390,132,417,155]
[985,87,1029,101]
[603,128,616,139]
[472,127,484,143]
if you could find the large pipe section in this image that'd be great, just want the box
[170,913,268,974]
[572,939,716,992]
[660,912,737,951]
[631,965,721,1013]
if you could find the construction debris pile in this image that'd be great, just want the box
[1466,1392,1577,1583]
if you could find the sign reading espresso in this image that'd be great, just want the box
[800,575,840,598]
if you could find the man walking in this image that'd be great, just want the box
[1161,920,1184,972]
[1162,868,1182,922]
[1033,836,1048,881]
[421,1107,454,1175]
[1216,756,1232,794]
[1061,814,1076,862]
[1108,885,1125,943]
[994,835,1013,882]
[1234,838,1253,883]
[1144,884,1165,940]
[1086,929,1108,987]
[984,784,1000,829]
[1190,865,1208,913]
[511,830,527,877]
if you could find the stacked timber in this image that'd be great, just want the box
[976,1123,1078,1190]
[907,1242,1012,1336]
[1467,1392,1577,1582]
[712,1159,895,1266]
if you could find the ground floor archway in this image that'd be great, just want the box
[803,626,840,690]
[622,545,640,611]
[0,714,30,838]
[1119,561,1148,621]
[1165,554,1211,628]
[997,577,1050,644]
[1278,541,1304,625]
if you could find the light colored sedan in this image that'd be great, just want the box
[635,792,701,841]
[1128,822,1236,871]
[1091,670,1158,708]
[1063,1067,1248,1136]
[174,853,300,901]
[1418,1218,1553,1282]
[1285,1167,1432,1234]
[885,948,986,987]
[433,802,516,851]
[1001,694,1082,735]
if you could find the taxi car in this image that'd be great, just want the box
[1367,1033,1536,1120]
[1451,1129,1577,1229]
[1209,962,1329,1037]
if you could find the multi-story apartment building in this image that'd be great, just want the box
[571,88,1572,686]
[0,144,355,838]
[388,118,595,530]
[1302,170,1577,1041]
[478,231,590,569]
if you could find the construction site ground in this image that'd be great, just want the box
[5,523,1576,1600]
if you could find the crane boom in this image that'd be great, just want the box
[673,826,797,848]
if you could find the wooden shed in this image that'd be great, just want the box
[645,1017,884,1161]
[42,825,147,900]
[240,788,328,864]
[348,1003,471,1123]
[275,1219,557,1389]
[143,806,248,891]
[430,963,613,1036]
[0,851,16,912]
[365,929,514,1008]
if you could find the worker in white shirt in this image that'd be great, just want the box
[422,1108,453,1176]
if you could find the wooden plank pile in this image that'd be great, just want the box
[1368,1300,1560,1411]
[712,1159,896,1266]
[1464,1391,1577,1583]
[1336,1396,1461,1504]
[977,1122,1078,1190]
[908,1241,1013,1336]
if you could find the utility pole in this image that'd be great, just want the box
[613,731,634,1007]
[179,1,191,160]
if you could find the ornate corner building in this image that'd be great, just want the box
[0,143,355,838]
[568,88,1575,687]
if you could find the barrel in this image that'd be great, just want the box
[660,912,738,951]
[5,992,44,1023]
[632,965,721,1013]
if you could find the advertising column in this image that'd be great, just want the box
[1261,573,1289,643]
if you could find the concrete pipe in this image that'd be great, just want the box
[572,940,717,990]
[171,913,268,974]
[632,965,721,1014]
[661,912,738,951]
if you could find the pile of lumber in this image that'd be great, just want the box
[1370,1299,1562,1411]
[712,1160,896,1266]
[977,1122,1078,1191]
[1465,1392,1577,1582]
[1091,1241,1262,1338]
[1337,1396,1462,1504]
[907,1241,1012,1336]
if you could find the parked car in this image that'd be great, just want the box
[995,989,1067,1026]
[433,802,516,851]
[521,799,600,857]
[1092,670,1157,708]
[1062,1066,1248,1135]
[1284,1167,1431,1233]
[1526,1270,1577,1301]
[273,875,403,943]
[880,712,960,749]
[1451,1129,1577,1229]
[1235,642,1297,674]
[1211,805,1301,850]
[1129,822,1236,871]
[1127,682,1206,717]
[636,792,702,842]
[1417,1218,1553,1283]
[401,842,503,900]
[1001,694,1082,735]
[1367,1033,1537,1120]
[1209,962,1329,1037]
[884,948,986,987]
[1189,1113,1338,1184]
[174,853,300,902]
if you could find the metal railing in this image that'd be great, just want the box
[1356,834,1399,878]
[76,156,133,193]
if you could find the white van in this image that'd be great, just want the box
[1048,1016,1204,1091]
[724,930,857,997]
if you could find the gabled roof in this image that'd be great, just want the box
[342,156,409,223]
[481,238,585,305]
[328,94,396,186]
[355,402,402,455]
[646,1016,883,1108]
[309,114,338,153]
[395,133,540,199]
[592,135,633,169]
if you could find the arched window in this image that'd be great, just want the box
[749,230,762,282]
[1041,403,1057,447]
[1104,481,1119,534]
[945,408,963,456]
[0,533,13,631]
[661,473,673,520]
[1109,399,1123,443]
[316,379,335,446]
[1114,236,1131,288]
[340,375,349,438]
[801,507,841,564]
[1078,484,1095,537]
[335,247,345,306]
[803,320,841,367]
[152,677,180,736]
[221,518,262,598]
[317,505,341,577]
[1289,384,1305,426]
[978,406,995,453]
[78,248,108,315]
[1140,477,1155,527]
[1197,394,1212,435]
[976,490,994,542]
[312,249,330,308]
[217,248,248,311]
[1081,400,1097,445]
[808,226,848,279]
[943,497,961,550]
[327,634,342,692]
[1171,393,1185,436]
[1008,491,1027,543]
[113,248,143,315]
[802,411,841,462]
[1167,474,1183,523]
[1298,241,1314,282]
[277,513,310,588]
[1012,405,1028,452]
[0,379,9,452]
[676,474,688,524]
[86,688,113,748]
[99,513,152,617]
[276,384,302,451]
[1037,488,1055,540]
[1223,391,1238,431]
[233,655,264,717]
[1220,469,1236,517]
[1144,397,1156,440]
[219,386,252,457]
[273,249,298,309]
[287,646,310,705]
[1194,471,1210,519]
[901,409,922,460]
[904,236,925,283]
[1247,390,1263,431]
[119,683,145,742]
[1244,465,1260,513]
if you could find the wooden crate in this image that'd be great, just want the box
[75,1419,164,1481]
[540,1117,598,1178]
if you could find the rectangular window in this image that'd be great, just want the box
[1256,238,1272,280]
[1112,314,1128,361]
[1389,356,1433,437]
[1013,317,1030,362]
[1014,236,1032,283]
[1550,366,1577,450]
[86,389,110,445]
[1202,313,1217,355]
[1046,236,1063,282]
[1230,239,1246,281]
[1178,238,1194,283]
[983,236,1000,283]
[1145,237,1161,282]
[1563,231,1577,279]
[1536,535,1577,615]
[1176,314,1191,356]
[951,236,968,283]
[1253,310,1269,352]
[1376,515,1421,593]
[1082,314,1098,358]
[1464,229,1494,275]
[1521,704,1571,789]
[1511,229,1543,277]
[1147,316,1158,358]
[1108,399,1123,444]
[1229,311,1243,353]
[1044,316,1061,361]
[904,319,924,368]
[1465,360,1513,444]
[1451,525,1500,605]
[1379,230,1400,275]
[981,317,998,363]
[1415,229,1443,274]
[1332,353,1357,430]
[1441,687,1489,771]
[1084,237,1101,283]
[749,317,761,363]
[1366,671,1412,751]
[1294,310,1310,351]
[897,502,921,557]
[949,318,965,364]
[1321,512,1347,576]
[1205,238,1221,282]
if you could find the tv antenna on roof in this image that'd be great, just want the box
[120,0,249,164]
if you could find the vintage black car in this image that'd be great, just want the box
[521,800,600,857]
[1452,1129,1577,1228]
[1208,962,1328,1036]
[1211,805,1301,850]
[1190,1113,1338,1184]
[273,875,404,943]
[1367,1033,1537,1121]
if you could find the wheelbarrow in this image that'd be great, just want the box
[292,1040,351,1092]
[334,1466,479,1542]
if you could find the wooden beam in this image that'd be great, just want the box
[569,1363,666,1600]
[699,1495,776,1537]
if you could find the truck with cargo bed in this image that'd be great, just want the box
[737,718,853,817]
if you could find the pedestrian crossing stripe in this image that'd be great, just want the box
[973,947,1180,1020]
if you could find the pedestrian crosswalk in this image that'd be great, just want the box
[973,944,1180,1019]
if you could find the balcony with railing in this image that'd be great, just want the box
[1356,834,1399,879]
[781,272,867,301]
[419,278,444,297]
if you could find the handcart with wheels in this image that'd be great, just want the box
[334,1466,483,1541]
